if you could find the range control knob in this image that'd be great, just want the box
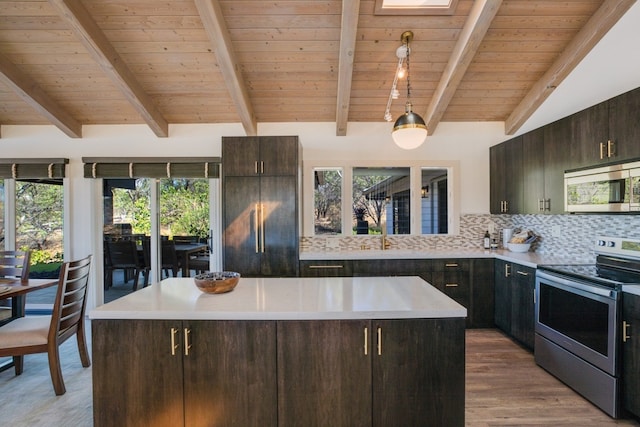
[607,241,615,247]
[597,240,606,246]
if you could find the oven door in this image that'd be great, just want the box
[535,270,620,376]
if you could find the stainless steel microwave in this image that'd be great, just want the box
[564,162,640,213]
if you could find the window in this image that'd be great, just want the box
[314,168,342,235]
[304,161,459,236]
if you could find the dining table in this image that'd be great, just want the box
[0,277,59,371]
[174,243,208,277]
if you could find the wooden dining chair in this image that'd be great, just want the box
[161,240,181,278]
[0,254,92,395]
[0,250,31,321]
[104,239,145,290]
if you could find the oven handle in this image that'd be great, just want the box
[536,270,618,299]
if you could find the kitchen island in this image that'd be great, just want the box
[90,276,466,427]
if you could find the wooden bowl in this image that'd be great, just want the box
[194,271,240,294]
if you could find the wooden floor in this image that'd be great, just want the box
[0,327,638,426]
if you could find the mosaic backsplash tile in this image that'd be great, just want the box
[301,214,640,260]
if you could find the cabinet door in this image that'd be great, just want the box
[543,118,572,214]
[223,176,261,275]
[494,260,511,333]
[222,136,260,176]
[522,128,546,213]
[610,87,640,162]
[623,293,640,418]
[373,318,465,427]
[259,136,299,176]
[490,138,523,214]
[92,320,184,427]
[471,259,495,328]
[261,176,298,276]
[277,320,372,427]
[489,143,506,214]
[571,102,610,167]
[183,321,277,427]
[510,265,535,350]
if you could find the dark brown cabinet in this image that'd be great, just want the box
[490,137,523,214]
[494,260,535,350]
[276,318,465,427]
[299,259,353,277]
[570,101,611,168]
[471,258,495,328]
[92,319,277,427]
[609,86,640,162]
[622,292,640,418]
[222,136,300,277]
[431,259,471,327]
[541,118,572,214]
[352,258,431,281]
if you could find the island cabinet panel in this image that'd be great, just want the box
[222,135,300,277]
[276,318,465,427]
[623,292,640,418]
[92,320,184,427]
[276,320,372,427]
[299,259,353,277]
[92,319,277,427]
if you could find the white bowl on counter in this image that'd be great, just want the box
[507,242,531,253]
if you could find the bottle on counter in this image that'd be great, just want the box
[483,231,490,249]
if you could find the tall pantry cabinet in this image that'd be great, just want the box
[222,136,301,277]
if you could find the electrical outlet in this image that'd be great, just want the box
[488,221,495,234]
[552,225,562,238]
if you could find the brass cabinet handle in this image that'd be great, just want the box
[600,142,605,159]
[364,327,368,355]
[260,161,265,174]
[445,283,458,287]
[445,263,458,268]
[516,270,529,276]
[608,140,614,158]
[170,327,179,356]
[308,265,344,269]
[260,203,265,253]
[623,321,631,343]
[184,328,192,356]
[377,327,382,356]
[254,161,259,175]
[505,264,511,277]
[545,198,550,211]
[254,204,259,253]
[538,199,544,212]
[504,200,508,212]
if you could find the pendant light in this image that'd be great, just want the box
[391,31,427,150]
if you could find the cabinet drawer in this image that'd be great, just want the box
[299,260,353,277]
[432,259,470,272]
[352,259,431,277]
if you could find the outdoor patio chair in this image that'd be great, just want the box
[0,250,31,321]
[0,254,92,395]
[104,240,146,291]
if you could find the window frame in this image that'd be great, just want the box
[303,159,460,236]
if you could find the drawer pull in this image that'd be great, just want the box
[445,263,458,267]
[184,328,192,356]
[364,327,368,355]
[170,327,179,356]
[516,270,529,276]
[445,283,458,287]
[377,327,382,356]
[308,265,344,269]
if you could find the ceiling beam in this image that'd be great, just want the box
[335,0,361,136]
[195,0,257,136]
[48,0,169,137]
[505,0,637,135]
[0,52,82,138]
[423,0,501,135]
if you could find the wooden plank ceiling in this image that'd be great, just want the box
[0,0,635,138]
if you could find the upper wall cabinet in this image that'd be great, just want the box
[222,136,300,177]
[490,136,523,214]
[571,86,640,169]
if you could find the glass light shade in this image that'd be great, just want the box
[392,110,427,150]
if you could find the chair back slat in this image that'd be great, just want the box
[0,251,31,283]
[49,255,92,342]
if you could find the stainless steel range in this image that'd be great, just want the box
[536,236,640,418]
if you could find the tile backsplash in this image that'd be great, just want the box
[301,214,640,260]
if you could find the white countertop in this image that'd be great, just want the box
[300,248,591,269]
[89,276,467,321]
